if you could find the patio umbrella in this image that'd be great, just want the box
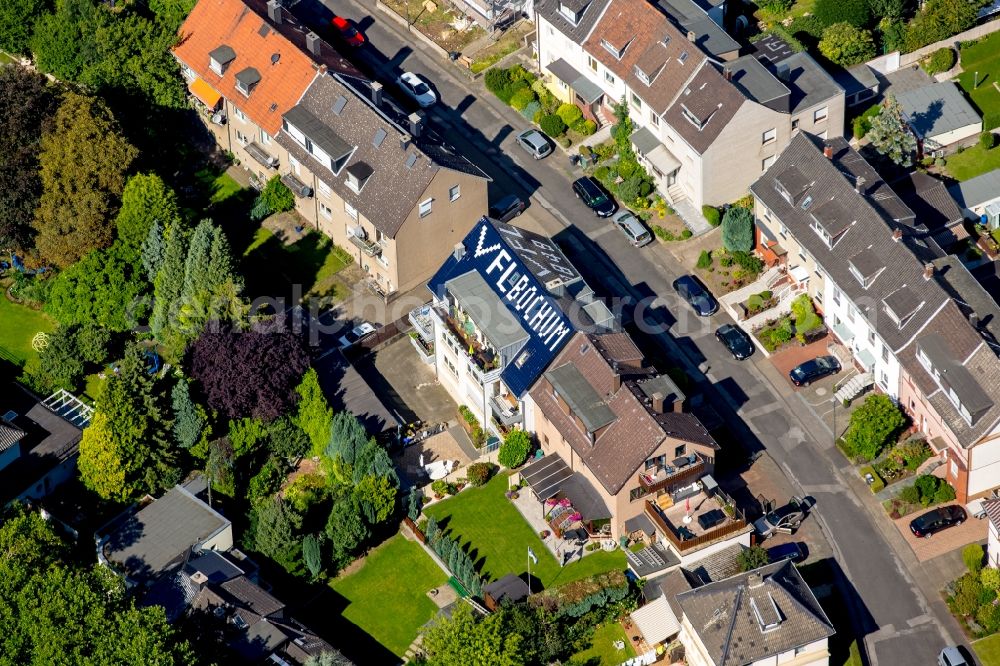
[419,453,425,468]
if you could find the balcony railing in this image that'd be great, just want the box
[349,233,382,257]
[490,395,521,427]
[438,310,500,378]
[245,142,277,169]
[644,500,751,554]
[638,454,706,493]
[409,305,434,341]
[280,172,312,198]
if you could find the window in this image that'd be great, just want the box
[419,198,433,217]
[868,330,876,346]
[762,155,776,172]
[635,67,651,86]
[588,55,598,72]
[630,92,642,110]
[649,111,659,127]
[779,223,787,239]
[791,118,800,130]
[344,201,358,220]
[289,155,300,176]
[605,70,616,85]
[559,2,582,24]
[319,202,332,218]
[762,128,776,145]
[233,106,247,122]
[260,130,270,145]
[882,344,889,362]
[449,185,461,201]
[833,287,842,306]
[674,444,686,457]
[814,106,828,122]
[317,180,331,197]
[601,38,627,60]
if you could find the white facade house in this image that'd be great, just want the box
[986,499,1000,568]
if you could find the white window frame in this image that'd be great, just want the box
[762,128,776,145]
[209,58,224,76]
[588,55,598,72]
[814,106,828,122]
[317,180,332,197]
[649,111,659,127]
[605,70,616,85]
[419,197,433,218]
[344,201,358,220]
[449,185,461,202]
[260,130,271,145]
[235,129,248,145]
[762,155,776,172]
[233,106,247,122]
[319,202,332,219]
[630,92,642,110]
[289,154,300,176]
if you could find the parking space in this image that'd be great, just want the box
[363,335,456,426]
[891,511,987,562]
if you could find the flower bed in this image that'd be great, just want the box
[871,439,931,486]
[484,65,596,147]
[883,474,955,518]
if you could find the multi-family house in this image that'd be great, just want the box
[534,0,844,209]
[523,330,754,559]
[751,133,1000,502]
[418,217,615,445]
[174,0,489,297]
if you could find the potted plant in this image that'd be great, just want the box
[539,530,550,539]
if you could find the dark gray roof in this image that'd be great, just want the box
[283,105,352,160]
[676,560,835,665]
[654,0,740,58]
[780,51,844,115]
[631,126,665,156]
[546,363,617,432]
[316,349,398,436]
[0,423,24,451]
[635,373,686,407]
[896,82,982,139]
[750,33,796,64]
[774,165,812,204]
[484,574,530,604]
[932,255,1000,350]
[654,412,719,448]
[948,168,1000,210]
[208,44,236,64]
[725,56,790,110]
[832,63,879,96]
[917,333,995,421]
[276,72,486,238]
[446,271,529,351]
[883,285,924,324]
[104,485,231,580]
[895,172,964,233]
[847,247,883,280]
[221,575,285,618]
[810,197,854,236]
[535,0,612,44]
[559,471,613,521]
[546,58,603,103]
[234,66,261,88]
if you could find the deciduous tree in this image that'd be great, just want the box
[30,0,101,82]
[867,95,917,167]
[33,92,137,267]
[737,545,772,571]
[294,368,333,454]
[498,429,531,469]
[842,393,907,461]
[116,173,181,252]
[0,0,49,55]
[422,604,524,666]
[45,244,148,331]
[32,325,86,392]
[354,474,397,524]
[819,23,876,66]
[905,0,980,51]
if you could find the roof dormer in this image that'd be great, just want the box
[209,45,236,76]
[558,0,589,25]
[345,161,374,193]
[883,285,923,328]
[847,248,884,289]
[601,36,633,60]
[234,67,261,97]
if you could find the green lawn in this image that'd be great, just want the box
[241,228,351,302]
[329,534,448,658]
[0,297,56,367]
[957,32,1000,131]
[424,474,626,589]
[946,143,1000,181]
[976,633,1000,666]
[194,168,244,205]
[569,622,636,666]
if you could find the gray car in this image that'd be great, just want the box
[753,496,809,539]
[516,129,552,159]
[612,210,652,246]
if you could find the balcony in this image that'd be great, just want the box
[637,453,706,493]
[245,142,277,169]
[408,305,434,341]
[643,491,752,555]
[349,232,382,257]
[490,394,521,427]
[437,307,501,380]
[280,172,312,198]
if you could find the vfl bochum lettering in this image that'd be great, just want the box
[473,224,572,352]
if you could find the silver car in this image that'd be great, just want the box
[753,496,809,539]
[612,210,652,246]
[515,129,552,159]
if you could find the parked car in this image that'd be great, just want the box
[488,194,526,222]
[766,541,806,563]
[715,324,754,360]
[612,210,652,246]
[572,177,617,217]
[754,497,808,539]
[672,275,719,317]
[938,647,969,666]
[331,15,364,47]
[337,322,376,349]
[789,355,841,386]
[909,505,966,538]
[515,129,552,160]
[396,72,437,108]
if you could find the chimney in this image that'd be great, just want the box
[305,31,321,57]
[453,242,465,261]
[823,145,833,159]
[776,62,789,81]
[923,263,934,280]
[747,572,764,588]
[855,176,866,194]
[371,81,383,107]
[723,67,732,81]
[651,392,665,414]
[190,571,209,590]
[408,111,423,138]
[612,360,621,393]
[687,30,696,42]
[266,0,282,23]
[399,133,412,150]
[971,312,980,329]
[892,228,902,242]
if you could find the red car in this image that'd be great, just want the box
[332,15,364,46]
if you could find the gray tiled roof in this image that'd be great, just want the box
[535,0,612,44]
[948,168,1000,210]
[895,172,964,233]
[654,0,740,59]
[276,72,487,238]
[676,560,835,665]
[919,334,995,419]
[932,255,1000,349]
[832,63,879,96]
[780,51,844,115]
[896,82,982,139]
[0,423,24,452]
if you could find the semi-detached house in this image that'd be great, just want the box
[174,0,489,297]
[751,133,1000,502]
[534,0,845,209]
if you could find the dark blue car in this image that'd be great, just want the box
[716,324,754,360]
[672,275,718,317]
[789,355,841,386]
[766,542,806,563]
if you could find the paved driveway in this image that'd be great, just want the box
[893,511,988,562]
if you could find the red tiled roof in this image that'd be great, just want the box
[173,0,320,135]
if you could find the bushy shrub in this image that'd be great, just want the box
[594,165,611,182]
[747,293,764,311]
[617,175,645,203]
[557,136,572,148]
[722,206,754,252]
[616,159,638,179]
[696,250,713,269]
[431,480,450,497]
[935,482,957,504]
[853,116,870,140]
[681,229,693,239]
[759,0,794,12]
[842,394,906,461]
[466,462,495,487]
[702,205,721,226]
[539,114,567,137]
[593,141,617,161]
[520,100,542,120]
[557,103,583,126]
[981,131,996,150]
[814,0,870,28]
[899,483,920,505]
[977,602,1000,632]
[860,465,884,492]
[953,572,984,616]
[572,118,598,135]
[981,566,1000,591]
[732,250,764,274]
[484,66,533,104]
[923,47,956,75]
[914,474,938,502]
[819,23,876,66]
[510,87,536,111]
[964,544,985,574]
[498,430,531,468]
[790,14,826,39]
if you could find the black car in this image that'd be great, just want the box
[716,324,754,360]
[909,505,966,538]
[672,275,718,317]
[572,177,617,217]
[789,355,841,386]
[489,194,526,222]
[766,541,806,563]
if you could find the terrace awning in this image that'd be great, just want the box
[520,455,610,522]
[546,58,603,104]
[189,78,222,109]
[630,596,680,645]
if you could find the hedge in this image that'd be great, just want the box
[540,114,567,137]
[702,205,721,227]
[923,47,956,75]
[860,465,885,493]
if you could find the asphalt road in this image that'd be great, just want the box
[293,2,963,662]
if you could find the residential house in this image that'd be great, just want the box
[893,171,970,257]
[524,329,749,555]
[751,133,1000,501]
[174,0,490,297]
[831,62,880,108]
[534,0,844,209]
[896,82,983,155]
[0,385,89,505]
[948,168,1000,226]
[419,217,615,446]
[676,560,835,666]
[985,497,1000,568]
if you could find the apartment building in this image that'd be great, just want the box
[419,217,615,444]
[534,0,844,209]
[751,133,1000,501]
[174,0,489,296]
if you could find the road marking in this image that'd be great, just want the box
[736,402,782,419]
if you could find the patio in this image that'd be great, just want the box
[657,491,732,540]
[395,429,474,488]
[510,489,598,567]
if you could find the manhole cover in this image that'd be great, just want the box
[815,388,827,396]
